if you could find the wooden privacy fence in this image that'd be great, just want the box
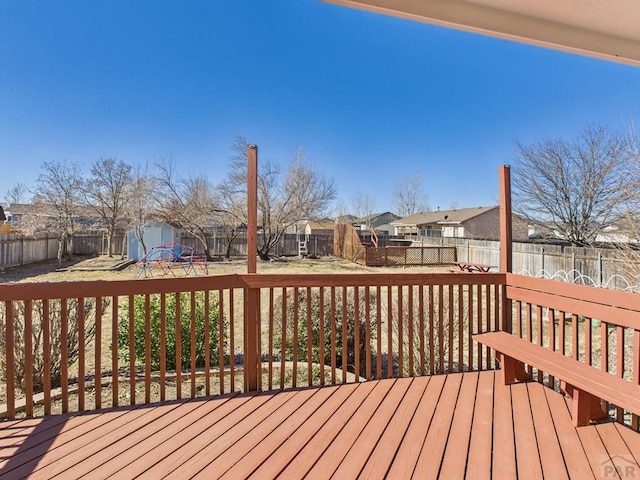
[420,236,640,291]
[0,233,59,270]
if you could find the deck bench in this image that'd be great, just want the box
[473,331,640,426]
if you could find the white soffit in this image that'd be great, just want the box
[322,0,640,67]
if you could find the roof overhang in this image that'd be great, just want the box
[321,0,640,67]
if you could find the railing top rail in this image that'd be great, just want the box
[240,272,505,288]
[0,274,243,301]
[0,272,508,301]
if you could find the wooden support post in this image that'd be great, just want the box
[495,352,528,384]
[244,144,259,392]
[565,383,608,427]
[499,165,513,333]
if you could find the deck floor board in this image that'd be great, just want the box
[1,371,638,480]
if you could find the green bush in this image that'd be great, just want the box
[118,292,226,372]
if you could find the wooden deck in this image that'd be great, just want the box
[1,371,639,479]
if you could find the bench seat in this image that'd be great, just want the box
[473,331,640,426]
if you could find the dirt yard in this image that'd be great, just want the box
[0,254,451,284]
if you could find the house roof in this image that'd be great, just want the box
[392,206,498,227]
[322,0,640,67]
[353,211,400,224]
[306,221,335,231]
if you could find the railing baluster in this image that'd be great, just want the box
[616,325,624,422]
[474,284,480,372]
[429,284,435,374]
[536,305,543,383]
[175,292,181,400]
[600,320,608,374]
[448,285,454,373]
[61,298,69,413]
[128,295,135,405]
[387,285,393,379]
[342,286,348,384]
[78,298,85,411]
[43,299,51,415]
[419,285,425,376]
[203,291,210,396]
[95,297,102,410]
[218,289,224,394]
[319,286,325,386]
[24,300,33,417]
[571,313,579,361]
[293,287,299,388]
[458,286,463,373]
[559,309,566,357]
[145,294,152,404]
[376,286,382,380]
[160,293,166,401]
[281,287,287,389]
[632,330,639,430]
[365,286,371,380]
[307,287,313,387]
[5,301,15,419]
[268,288,274,391]
[397,285,403,378]
[439,284,445,374]
[467,285,473,371]
[229,289,235,392]
[330,287,336,385]
[548,308,556,387]
[525,303,532,375]
[354,286,360,382]
[408,285,414,376]
[190,291,196,399]
[585,317,593,366]
[112,297,119,407]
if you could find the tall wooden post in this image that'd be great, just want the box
[244,145,259,391]
[499,165,513,333]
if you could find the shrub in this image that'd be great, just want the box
[0,298,106,392]
[273,287,376,377]
[118,292,226,372]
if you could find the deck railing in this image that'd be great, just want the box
[0,273,503,419]
[1,271,639,432]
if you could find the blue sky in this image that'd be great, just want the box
[1,1,639,213]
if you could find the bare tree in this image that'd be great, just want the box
[352,192,376,228]
[125,164,157,258]
[393,172,430,216]
[85,157,132,256]
[31,160,84,263]
[5,182,29,205]
[216,136,250,259]
[154,157,221,260]
[224,137,337,260]
[512,125,631,246]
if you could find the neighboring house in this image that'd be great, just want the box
[353,212,400,231]
[8,202,99,229]
[392,206,528,240]
[127,222,181,261]
[305,221,335,235]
